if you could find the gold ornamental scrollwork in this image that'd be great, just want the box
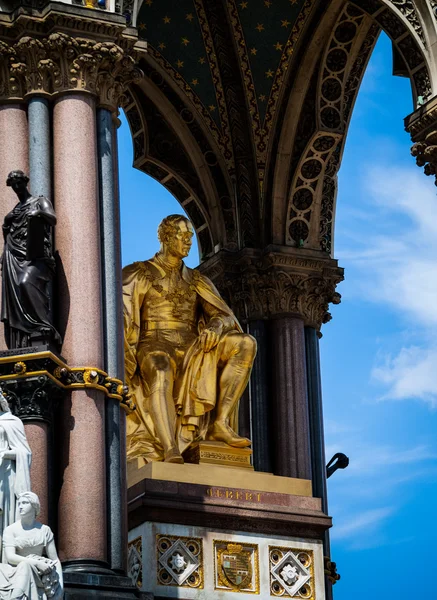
[0,351,135,413]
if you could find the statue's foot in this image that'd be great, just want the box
[207,422,251,448]
[164,447,184,464]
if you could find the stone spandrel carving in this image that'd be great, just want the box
[0,491,63,599]
[1,171,61,350]
[123,215,257,465]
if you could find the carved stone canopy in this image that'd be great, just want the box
[199,247,344,330]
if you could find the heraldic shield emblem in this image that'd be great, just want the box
[222,544,251,588]
[214,541,260,593]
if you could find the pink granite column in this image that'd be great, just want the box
[24,423,49,525]
[53,94,107,569]
[271,316,312,480]
[0,105,28,351]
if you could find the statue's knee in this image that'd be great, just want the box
[18,273,30,290]
[15,561,32,574]
[146,351,172,374]
[238,333,257,359]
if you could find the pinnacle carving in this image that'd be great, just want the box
[0,33,142,110]
[200,250,344,330]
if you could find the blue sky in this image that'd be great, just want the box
[119,33,437,599]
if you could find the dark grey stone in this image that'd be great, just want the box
[97,108,126,572]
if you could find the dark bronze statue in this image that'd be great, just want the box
[1,171,61,349]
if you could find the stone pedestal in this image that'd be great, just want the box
[128,464,329,599]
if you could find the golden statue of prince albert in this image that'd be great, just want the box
[123,215,257,464]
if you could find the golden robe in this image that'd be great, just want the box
[123,256,242,461]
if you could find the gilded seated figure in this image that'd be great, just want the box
[123,215,256,464]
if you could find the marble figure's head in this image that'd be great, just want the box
[158,214,194,259]
[0,390,10,413]
[17,491,40,517]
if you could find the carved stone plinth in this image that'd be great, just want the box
[183,441,253,470]
[128,465,329,598]
[0,346,65,423]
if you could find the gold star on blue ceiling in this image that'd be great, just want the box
[137,0,221,127]
[236,0,307,121]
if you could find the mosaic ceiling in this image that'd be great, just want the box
[137,0,309,135]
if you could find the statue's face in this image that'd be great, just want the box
[17,496,34,518]
[8,177,27,195]
[166,219,194,258]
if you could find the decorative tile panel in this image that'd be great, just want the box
[269,546,315,598]
[156,534,203,589]
[128,536,142,588]
[214,540,259,594]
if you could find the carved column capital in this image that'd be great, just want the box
[199,248,344,330]
[0,33,142,110]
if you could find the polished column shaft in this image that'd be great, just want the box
[24,422,50,525]
[28,97,51,199]
[54,94,107,568]
[271,317,312,480]
[0,105,28,351]
[248,319,272,473]
[305,327,328,510]
[97,107,126,573]
[305,326,332,600]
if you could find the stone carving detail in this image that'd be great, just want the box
[156,535,203,589]
[318,4,368,134]
[270,547,314,598]
[0,33,142,109]
[128,537,143,588]
[214,540,259,594]
[388,0,425,44]
[352,0,431,99]
[2,377,61,424]
[411,130,437,185]
[286,132,342,249]
[286,5,380,254]
[199,250,343,329]
[324,555,341,585]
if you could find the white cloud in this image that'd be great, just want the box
[338,163,437,404]
[331,507,395,540]
[340,165,437,326]
[372,346,437,405]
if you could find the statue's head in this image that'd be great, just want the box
[0,390,10,414]
[17,491,40,518]
[6,170,29,194]
[158,214,194,259]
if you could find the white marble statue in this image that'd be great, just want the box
[0,393,32,552]
[0,491,63,599]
